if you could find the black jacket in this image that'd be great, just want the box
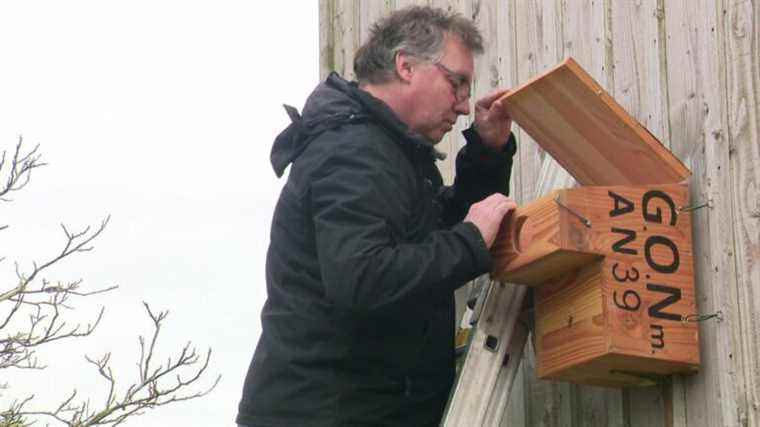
[237,73,515,427]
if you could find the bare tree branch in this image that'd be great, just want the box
[0,136,47,203]
[1,138,218,426]
[1,216,115,372]
[5,303,220,426]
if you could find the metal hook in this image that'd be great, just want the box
[554,195,592,228]
[679,199,713,212]
[682,310,723,324]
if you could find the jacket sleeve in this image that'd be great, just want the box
[309,132,492,314]
[438,126,517,228]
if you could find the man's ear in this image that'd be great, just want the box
[395,51,415,83]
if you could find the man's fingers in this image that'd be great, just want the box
[482,193,508,205]
[464,194,518,249]
[495,198,516,215]
[482,194,517,213]
[490,99,511,119]
[476,89,510,109]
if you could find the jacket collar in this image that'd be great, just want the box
[270,72,445,177]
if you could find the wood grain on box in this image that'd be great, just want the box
[499,57,691,186]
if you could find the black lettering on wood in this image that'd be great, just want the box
[642,190,677,226]
[609,191,635,217]
[644,235,680,273]
[651,324,665,349]
[611,227,638,255]
[613,289,641,312]
[612,262,640,282]
[647,283,682,321]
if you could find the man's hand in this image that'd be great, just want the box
[474,89,513,151]
[464,193,517,249]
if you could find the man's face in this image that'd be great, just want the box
[407,35,474,143]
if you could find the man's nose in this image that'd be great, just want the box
[454,98,470,115]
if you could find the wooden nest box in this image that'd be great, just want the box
[492,58,699,387]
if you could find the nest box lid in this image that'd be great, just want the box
[500,57,690,186]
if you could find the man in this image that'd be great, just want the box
[237,6,517,427]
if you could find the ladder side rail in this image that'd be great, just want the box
[442,157,575,426]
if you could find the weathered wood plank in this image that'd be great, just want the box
[503,358,527,426]
[318,0,335,79]
[610,0,669,145]
[664,0,742,426]
[469,0,515,194]
[560,0,609,85]
[495,2,524,423]
[482,313,529,426]
[471,0,503,99]
[661,1,711,168]
[608,1,685,424]
[358,0,393,45]
[518,113,577,427]
[521,337,574,427]
[621,385,667,427]
[725,0,760,425]
[513,0,562,205]
[484,0,522,210]
[555,1,627,424]
[667,376,689,427]
[572,383,625,427]
[334,0,360,81]
[508,5,573,422]
[394,0,430,10]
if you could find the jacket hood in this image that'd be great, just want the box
[270,72,444,177]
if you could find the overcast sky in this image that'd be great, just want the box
[0,1,319,425]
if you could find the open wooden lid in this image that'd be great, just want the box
[500,57,690,186]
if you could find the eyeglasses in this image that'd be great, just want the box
[433,62,472,102]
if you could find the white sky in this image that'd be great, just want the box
[0,1,319,425]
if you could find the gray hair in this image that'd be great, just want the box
[353,6,483,85]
